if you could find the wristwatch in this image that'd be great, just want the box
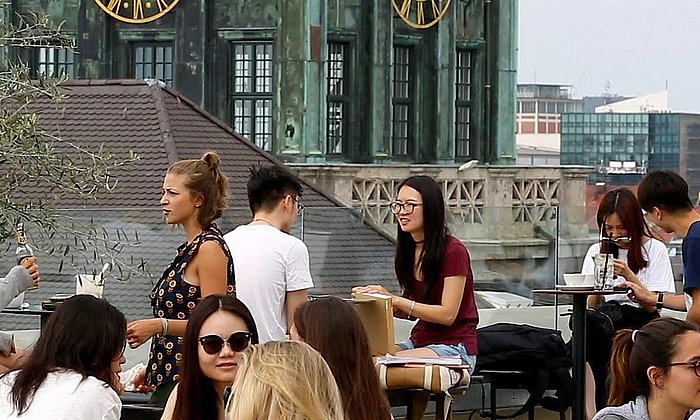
[656,292,664,310]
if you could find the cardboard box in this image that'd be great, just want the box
[350,292,395,356]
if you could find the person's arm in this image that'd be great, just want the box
[160,383,178,420]
[284,241,314,331]
[127,317,189,348]
[355,239,471,326]
[0,333,12,356]
[0,265,34,311]
[392,275,466,326]
[687,289,700,326]
[193,240,230,297]
[678,235,700,326]
[623,280,686,311]
[285,289,309,331]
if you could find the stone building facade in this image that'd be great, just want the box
[1,0,518,164]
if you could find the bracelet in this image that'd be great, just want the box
[160,318,169,336]
[656,293,664,310]
[408,300,416,319]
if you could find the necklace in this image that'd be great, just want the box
[251,218,275,227]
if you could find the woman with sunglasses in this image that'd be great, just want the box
[581,189,676,412]
[161,295,258,420]
[593,317,700,420]
[353,175,477,416]
[0,295,126,419]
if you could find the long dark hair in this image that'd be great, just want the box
[597,188,651,274]
[173,295,259,420]
[608,317,699,405]
[7,295,126,414]
[394,176,448,300]
[293,297,392,420]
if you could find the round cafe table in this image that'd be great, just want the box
[533,288,619,420]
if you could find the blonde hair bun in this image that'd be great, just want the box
[201,151,220,170]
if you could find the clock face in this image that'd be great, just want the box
[94,0,180,24]
[391,0,453,29]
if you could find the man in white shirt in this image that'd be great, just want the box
[224,165,314,342]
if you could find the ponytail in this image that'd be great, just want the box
[607,329,639,405]
[607,318,699,406]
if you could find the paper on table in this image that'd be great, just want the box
[376,354,466,366]
[359,292,392,300]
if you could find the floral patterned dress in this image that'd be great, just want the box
[146,223,235,388]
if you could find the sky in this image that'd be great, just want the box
[518,0,700,112]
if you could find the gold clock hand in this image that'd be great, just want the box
[156,0,169,12]
[107,0,120,14]
[133,0,144,20]
[399,0,412,18]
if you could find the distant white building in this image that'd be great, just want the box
[594,90,670,113]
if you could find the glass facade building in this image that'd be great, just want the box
[649,113,681,172]
[561,113,695,185]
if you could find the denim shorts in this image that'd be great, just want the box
[397,339,477,374]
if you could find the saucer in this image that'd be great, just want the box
[555,285,595,291]
[48,293,74,302]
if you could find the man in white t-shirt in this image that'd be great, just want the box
[224,165,314,343]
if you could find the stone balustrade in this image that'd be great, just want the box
[290,164,596,286]
[290,164,593,241]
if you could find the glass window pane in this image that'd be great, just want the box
[230,42,275,151]
[132,42,174,85]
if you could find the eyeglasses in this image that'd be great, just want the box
[666,360,700,377]
[602,236,633,245]
[287,195,305,215]
[390,201,423,215]
[198,332,251,355]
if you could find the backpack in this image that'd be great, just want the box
[475,323,574,419]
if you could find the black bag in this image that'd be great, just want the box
[475,323,574,419]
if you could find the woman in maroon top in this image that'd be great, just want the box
[354,175,478,368]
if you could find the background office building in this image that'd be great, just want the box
[516,83,583,165]
[561,112,700,199]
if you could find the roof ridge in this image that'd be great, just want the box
[150,85,178,165]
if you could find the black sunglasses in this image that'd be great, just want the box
[198,332,251,355]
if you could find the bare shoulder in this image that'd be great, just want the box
[197,240,227,258]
